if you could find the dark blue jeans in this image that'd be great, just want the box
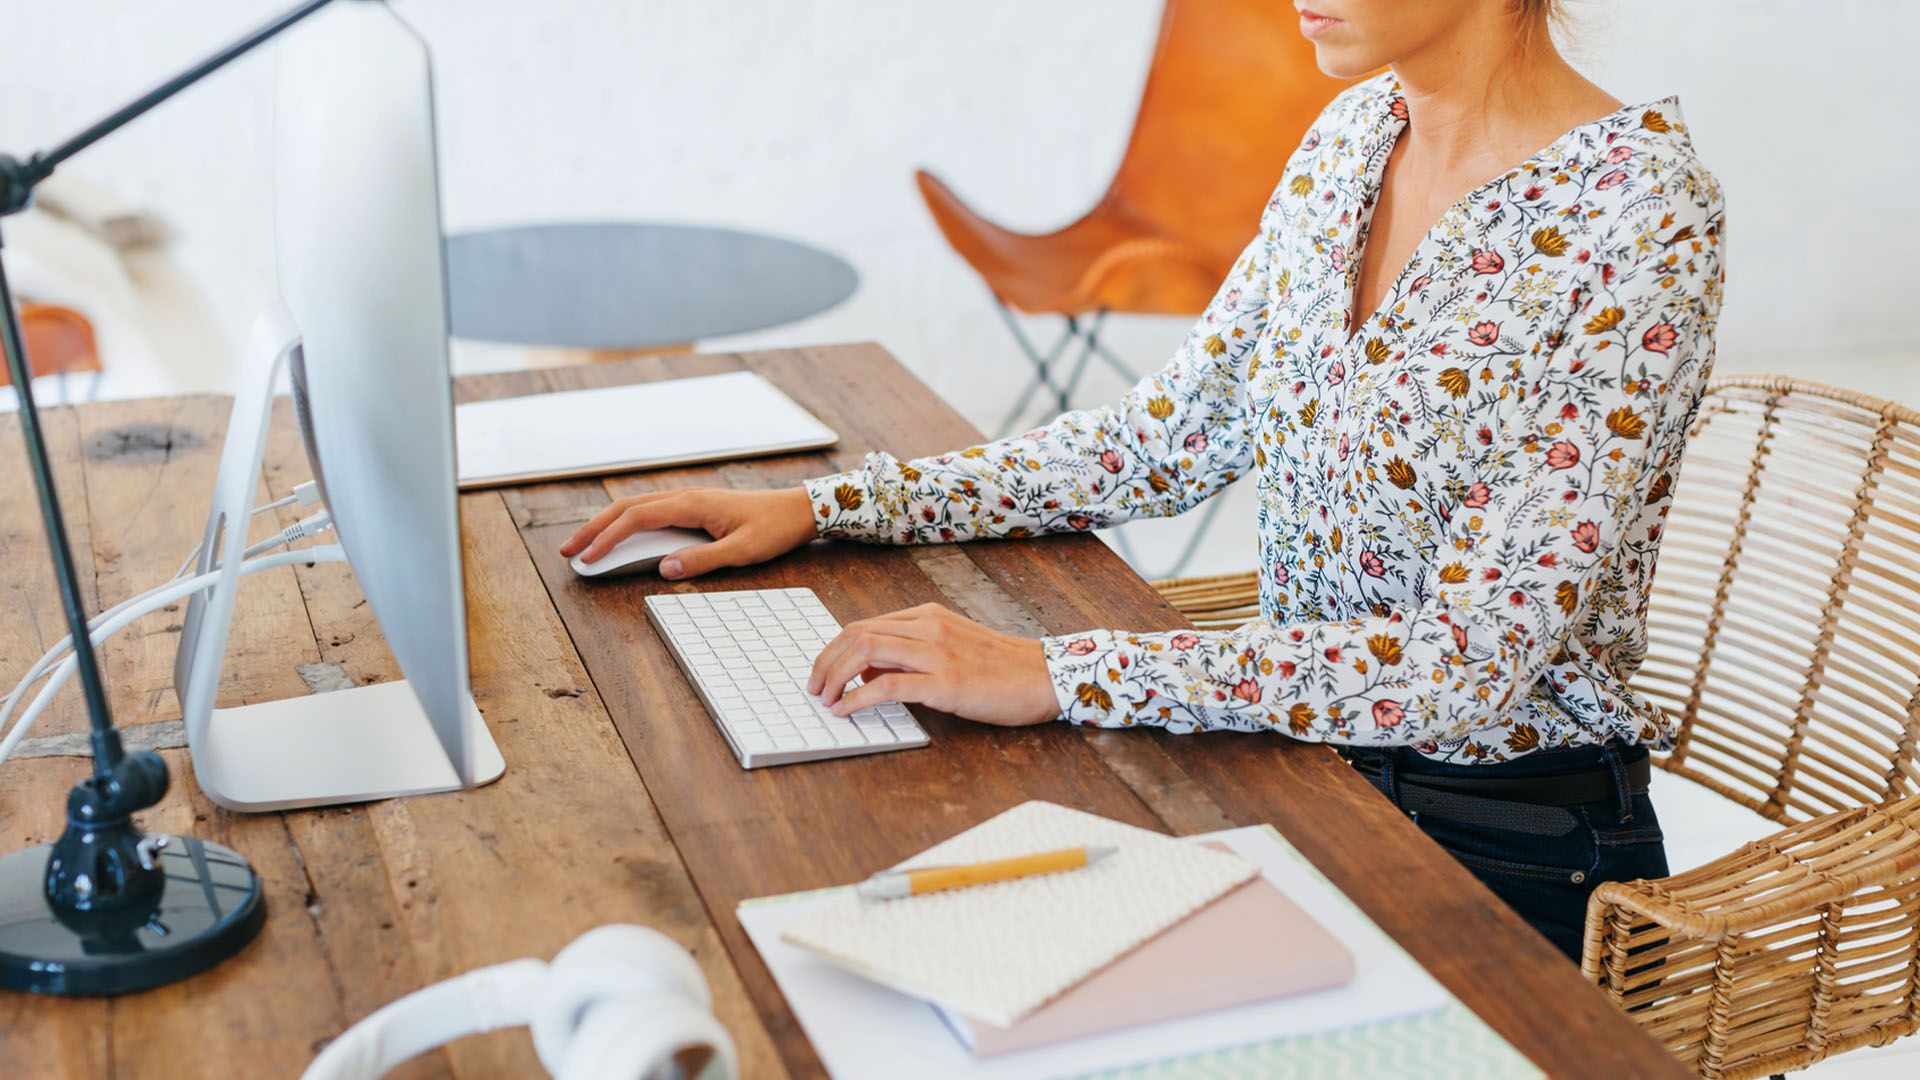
[1348,743,1669,961]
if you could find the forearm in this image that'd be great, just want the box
[1039,613,1511,745]
[803,436,1098,545]
[809,233,1272,545]
[803,401,1240,544]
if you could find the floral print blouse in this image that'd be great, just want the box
[806,74,1726,764]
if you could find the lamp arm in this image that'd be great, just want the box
[0,0,341,215]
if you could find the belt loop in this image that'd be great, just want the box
[1381,746,1401,806]
[1603,742,1634,823]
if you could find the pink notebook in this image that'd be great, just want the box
[935,868,1355,1056]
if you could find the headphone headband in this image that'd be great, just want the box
[303,925,736,1080]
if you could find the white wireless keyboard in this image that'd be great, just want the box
[644,588,931,768]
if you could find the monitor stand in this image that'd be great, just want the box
[173,306,504,812]
[197,683,501,812]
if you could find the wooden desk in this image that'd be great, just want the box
[0,344,1683,1077]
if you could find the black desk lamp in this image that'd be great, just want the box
[0,0,346,996]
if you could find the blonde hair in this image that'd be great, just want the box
[1513,0,1565,52]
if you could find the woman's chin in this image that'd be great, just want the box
[1308,44,1383,80]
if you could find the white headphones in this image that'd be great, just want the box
[303,925,737,1080]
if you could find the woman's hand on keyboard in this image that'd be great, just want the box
[559,487,817,579]
[808,604,1058,727]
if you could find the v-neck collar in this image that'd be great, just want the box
[1336,82,1686,346]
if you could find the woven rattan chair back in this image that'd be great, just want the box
[1634,376,1920,825]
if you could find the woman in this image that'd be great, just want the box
[563,0,1724,960]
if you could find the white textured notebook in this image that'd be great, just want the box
[779,802,1257,1027]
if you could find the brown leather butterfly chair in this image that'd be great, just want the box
[917,0,1348,436]
[4,303,103,404]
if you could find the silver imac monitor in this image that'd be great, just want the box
[172,1,503,811]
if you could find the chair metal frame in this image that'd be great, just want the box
[993,304,1125,437]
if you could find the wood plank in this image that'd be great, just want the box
[476,344,1687,1079]
[75,396,317,728]
[0,399,111,1076]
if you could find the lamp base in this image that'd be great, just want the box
[0,835,264,995]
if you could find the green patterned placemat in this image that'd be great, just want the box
[1075,1001,1534,1079]
[1069,826,1541,1080]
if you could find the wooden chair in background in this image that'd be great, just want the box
[3,303,102,404]
[1155,376,1920,1076]
[916,0,1348,437]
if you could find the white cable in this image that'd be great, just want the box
[0,544,343,764]
[173,491,303,580]
[243,509,334,560]
[9,509,337,737]
[0,544,345,766]
[0,577,223,742]
[172,493,326,580]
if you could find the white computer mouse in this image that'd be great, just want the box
[569,527,710,578]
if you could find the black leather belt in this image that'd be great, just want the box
[1385,754,1650,806]
[1341,749,1652,837]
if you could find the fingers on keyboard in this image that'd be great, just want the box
[647,588,929,767]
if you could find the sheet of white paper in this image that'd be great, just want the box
[737,825,1451,1079]
[455,370,836,486]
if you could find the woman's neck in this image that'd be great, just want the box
[1388,12,1620,182]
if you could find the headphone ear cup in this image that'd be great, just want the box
[530,926,717,1075]
[558,994,737,1080]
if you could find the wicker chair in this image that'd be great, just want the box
[1153,376,1920,1077]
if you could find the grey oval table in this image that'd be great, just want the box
[445,222,859,350]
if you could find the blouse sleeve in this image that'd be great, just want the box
[1044,200,1725,746]
[803,231,1273,543]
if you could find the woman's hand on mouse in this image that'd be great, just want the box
[807,603,1060,727]
[559,487,817,579]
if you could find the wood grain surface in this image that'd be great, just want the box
[0,344,1682,1078]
